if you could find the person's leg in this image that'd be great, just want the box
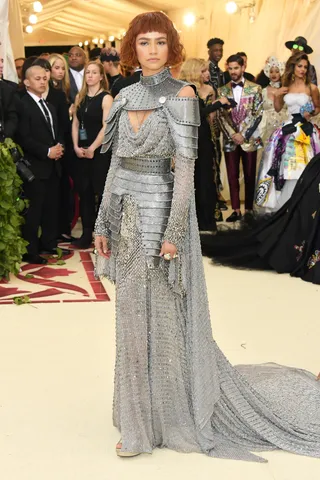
[224,147,241,212]
[40,170,60,250]
[22,179,46,255]
[242,150,257,211]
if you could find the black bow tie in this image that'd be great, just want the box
[232,81,244,88]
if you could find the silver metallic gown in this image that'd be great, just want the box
[95,68,320,462]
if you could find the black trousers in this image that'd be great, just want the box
[22,169,60,254]
[73,152,111,232]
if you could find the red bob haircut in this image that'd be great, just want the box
[120,11,185,68]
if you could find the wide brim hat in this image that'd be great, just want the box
[285,36,313,55]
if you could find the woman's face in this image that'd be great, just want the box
[51,59,65,81]
[269,67,280,83]
[294,59,308,79]
[201,66,210,83]
[85,64,102,87]
[135,31,169,74]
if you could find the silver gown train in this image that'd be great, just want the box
[95,68,320,462]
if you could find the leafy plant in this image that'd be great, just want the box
[13,295,31,306]
[0,138,28,280]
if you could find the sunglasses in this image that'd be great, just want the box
[292,44,304,51]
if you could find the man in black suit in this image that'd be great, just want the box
[16,65,64,264]
[68,46,86,104]
[0,79,18,139]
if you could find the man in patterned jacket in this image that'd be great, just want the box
[218,54,263,222]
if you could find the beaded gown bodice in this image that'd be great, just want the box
[117,109,175,159]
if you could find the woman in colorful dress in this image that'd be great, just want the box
[255,53,320,213]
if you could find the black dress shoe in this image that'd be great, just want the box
[243,211,255,226]
[57,235,76,243]
[39,248,70,256]
[218,200,228,211]
[226,211,242,222]
[71,237,93,249]
[22,254,48,265]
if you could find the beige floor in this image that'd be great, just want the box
[1,258,320,480]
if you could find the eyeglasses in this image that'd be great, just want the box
[292,44,304,51]
[68,53,83,58]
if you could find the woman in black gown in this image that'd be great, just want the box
[179,59,230,231]
[72,61,113,249]
[201,152,320,285]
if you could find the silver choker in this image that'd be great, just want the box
[140,68,171,86]
[269,81,281,88]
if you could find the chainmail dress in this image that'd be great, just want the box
[94,68,320,462]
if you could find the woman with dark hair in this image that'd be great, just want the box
[72,61,113,248]
[255,53,320,212]
[94,11,320,461]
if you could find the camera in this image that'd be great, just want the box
[10,147,35,183]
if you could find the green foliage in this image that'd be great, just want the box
[13,295,31,306]
[0,139,28,280]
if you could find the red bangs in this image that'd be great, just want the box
[120,11,185,68]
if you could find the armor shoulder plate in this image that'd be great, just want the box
[163,95,200,159]
[101,94,126,153]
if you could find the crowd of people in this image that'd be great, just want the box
[0,33,319,267]
[1,10,320,462]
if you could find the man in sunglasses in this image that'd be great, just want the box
[285,36,317,85]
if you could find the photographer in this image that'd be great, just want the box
[0,74,18,139]
[16,65,65,265]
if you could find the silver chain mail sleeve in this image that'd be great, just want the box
[162,96,200,249]
[94,96,124,237]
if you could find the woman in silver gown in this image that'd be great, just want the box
[94,12,320,461]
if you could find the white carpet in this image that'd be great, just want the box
[1,257,319,480]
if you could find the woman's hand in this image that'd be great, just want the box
[303,111,312,121]
[275,87,289,97]
[94,235,109,258]
[84,146,95,159]
[74,146,86,158]
[219,96,231,106]
[160,240,177,260]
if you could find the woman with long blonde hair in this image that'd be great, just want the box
[49,53,71,102]
[72,60,113,248]
[180,58,230,229]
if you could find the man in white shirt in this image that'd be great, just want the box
[68,46,86,104]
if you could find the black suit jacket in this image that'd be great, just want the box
[69,69,79,104]
[0,80,18,139]
[47,86,71,143]
[16,93,62,179]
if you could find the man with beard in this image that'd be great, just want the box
[68,46,87,104]
[218,54,263,222]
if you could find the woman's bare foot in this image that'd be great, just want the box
[116,439,141,457]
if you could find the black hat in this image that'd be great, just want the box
[89,47,101,60]
[285,36,313,55]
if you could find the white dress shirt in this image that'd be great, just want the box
[27,90,55,137]
[232,77,245,108]
[69,68,84,91]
